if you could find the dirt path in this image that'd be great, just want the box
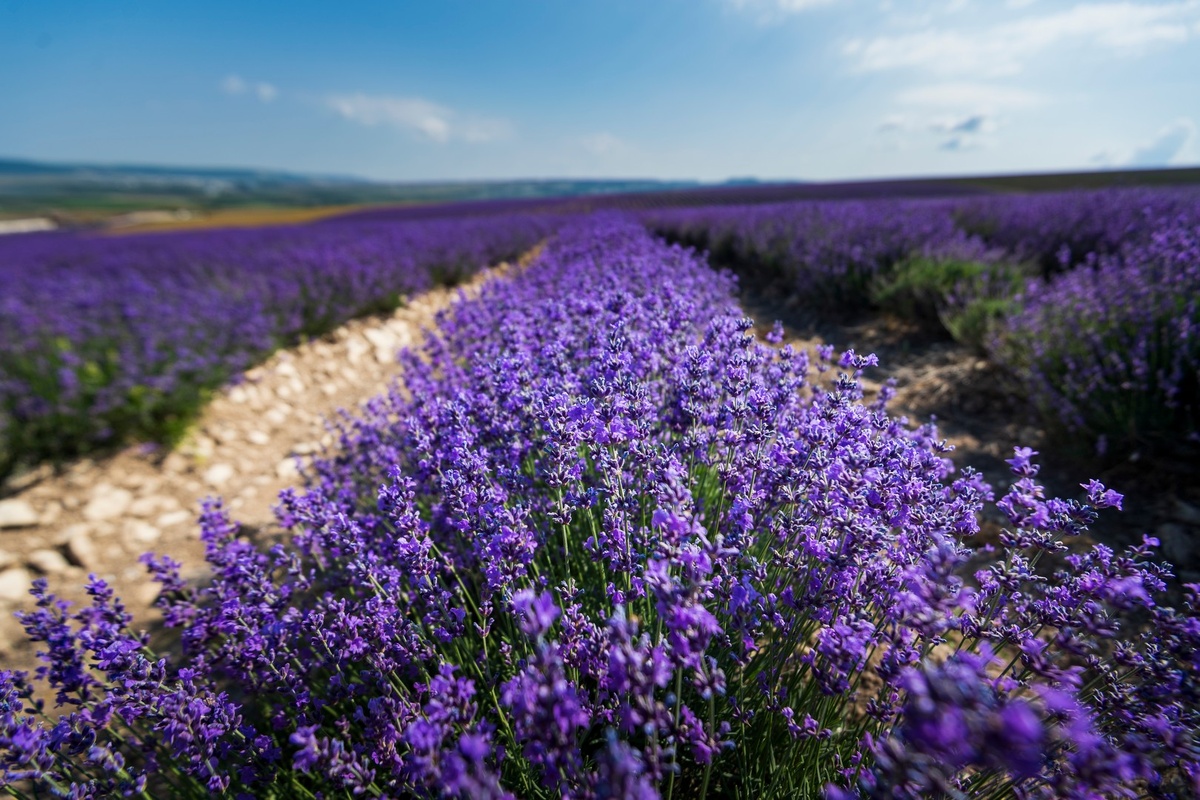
[0,263,509,669]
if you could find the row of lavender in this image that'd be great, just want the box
[3,217,1194,798]
[0,213,561,479]
[646,187,1200,459]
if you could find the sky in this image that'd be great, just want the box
[2,0,1199,182]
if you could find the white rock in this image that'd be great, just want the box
[66,532,101,571]
[291,441,320,456]
[156,509,191,528]
[247,430,271,446]
[0,549,15,570]
[28,548,70,575]
[363,328,395,350]
[204,463,235,487]
[124,520,162,545]
[207,427,235,446]
[275,360,299,378]
[320,382,338,397]
[129,496,164,518]
[39,501,63,527]
[162,452,190,474]
[276,458,300,480]
[0,568,32,603]
[52,523,88,547]
[83,486,134,522]
[188,436,215,460]
[0,499,38,529]
[374,348,396,366]
[265,408,289,427]
[228,385,249,404]
[345,335,370,365]
[288,377,305,396]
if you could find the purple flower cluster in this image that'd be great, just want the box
[0,212,560,477]
[1,216,1196,798]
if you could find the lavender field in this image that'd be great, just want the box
[0,213,560,480]
[1,189,1198,798]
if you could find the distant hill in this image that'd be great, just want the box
[2,156,1198,225]
[0,157,703,220]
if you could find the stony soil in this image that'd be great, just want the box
[0,263,507,671]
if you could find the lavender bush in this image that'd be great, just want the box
[1,217,1195,798]
[993,218,1200,458]
[0,213,560,479]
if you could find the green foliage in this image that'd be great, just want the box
[870,256,1027,354]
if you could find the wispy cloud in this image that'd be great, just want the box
[882,82,1040,151]
[1127,118,1197,166]
[878,111,1000,150]
[844,1,1200,76]
[221,74,277,103]
[724,0,838,23]
[580,132,627,156]
[895,82,1044,110]
[323,92,512,143]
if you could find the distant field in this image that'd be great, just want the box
[101,204,380,234]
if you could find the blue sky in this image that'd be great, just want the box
[2,0,1198,182]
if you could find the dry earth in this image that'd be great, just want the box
[0,263,506,672]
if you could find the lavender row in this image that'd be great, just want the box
[3,216,1194,797]
[995,219,1200,456]
[0,214,561,478]
[648,188,1200,458]
[645,197,964,309]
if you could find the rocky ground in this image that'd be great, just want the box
[0,263,506,671]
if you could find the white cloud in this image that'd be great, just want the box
[221,74,278,103]
[845,1,1200,76]
[1127,118,1197,166]
[323,92,511,143]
